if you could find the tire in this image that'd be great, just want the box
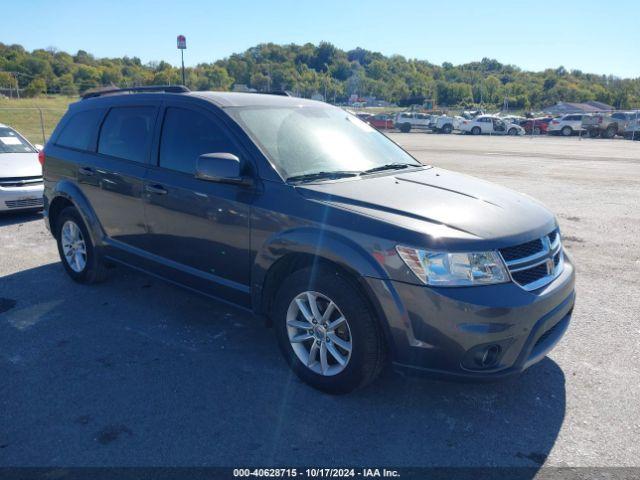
[399,123,411,133]
[508,128,518,136]
[561,126,573,136]
[533,127,541,135]
[442,124,453,134]
[604,125,617,139]
[55,206,107,284]
[272,266,385,394]
[471,126,481,135]
[588,128,600,138]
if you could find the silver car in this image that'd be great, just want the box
[0,124,43,212]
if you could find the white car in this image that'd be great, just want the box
[0,124,44,212]
[394,112,432,132]
[458,115,524,136]
[431,115,462,134]
[547,114,585,136]
[624,116,640,140]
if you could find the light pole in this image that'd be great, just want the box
[177,35,187,86]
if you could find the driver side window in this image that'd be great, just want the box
[158,107,238,174]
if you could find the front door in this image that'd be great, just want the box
[142,103,253,305]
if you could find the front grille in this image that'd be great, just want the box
[0,176,43,188]
[499,229,563,291]
[4,197,43,209]
[500,238,543,261]
[512,263,548,285]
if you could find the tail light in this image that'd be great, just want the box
[38,149,45,166]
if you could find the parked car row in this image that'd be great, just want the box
[356,109,640,140]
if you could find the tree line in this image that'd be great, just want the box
[1,41,638,110]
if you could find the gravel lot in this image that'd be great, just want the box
[1,134,639,469]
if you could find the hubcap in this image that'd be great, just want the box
[61,220,87,273]
[286,291,352,376]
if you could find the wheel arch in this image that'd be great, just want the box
[253,228,395,354]
[47,181,105,246]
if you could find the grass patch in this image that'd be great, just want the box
[0,96,76,144]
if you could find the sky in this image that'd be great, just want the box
[3,0,639,78]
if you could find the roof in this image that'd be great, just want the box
[190,91,324,108]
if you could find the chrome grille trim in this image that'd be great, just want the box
[0,176,44,188]
[499,230,564,291]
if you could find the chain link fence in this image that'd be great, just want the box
[0,107,68,145]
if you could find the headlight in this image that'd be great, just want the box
[396,246,510,286]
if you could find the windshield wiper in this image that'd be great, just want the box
[286,170,360,183]
[360,163,419,175]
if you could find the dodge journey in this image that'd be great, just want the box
[42,86,575,393]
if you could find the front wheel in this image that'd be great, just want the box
[273,267,385,394]
[399,123,411,133]
[55,206,107,284]
[561,126,573,136]
[441,124,453,134]
[471,126,481,135]
[508,128,518,136]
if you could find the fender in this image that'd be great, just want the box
[252,226,390,308]
[48,180,106,248]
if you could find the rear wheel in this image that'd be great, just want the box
[604,125,617,139]
[533,127,541,135]
[508,128,518,136]
[441,124,453,134]
[588,128,600,138]
[561,126,573,136]
[273,266,385,394]
[471,126,481,135]
[399,122,411,133]
[55,206,107,284]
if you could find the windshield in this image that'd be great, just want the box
[227,106,421,180]
[0,127,36,154]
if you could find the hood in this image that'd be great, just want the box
[0,153,41,178]
[297,167,556,245]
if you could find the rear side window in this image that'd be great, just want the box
[158,107,237,174]
[98,106,156,163]
[56,109,104,151]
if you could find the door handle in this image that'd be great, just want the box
[78,166,95,176]
[144,184,168,195]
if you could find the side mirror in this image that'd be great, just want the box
[195,153,252,186]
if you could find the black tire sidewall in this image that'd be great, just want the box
[472,127,481,135]
[55,207,100,283]
[273,267,382,394]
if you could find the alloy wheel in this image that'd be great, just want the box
[286,291,352,376]
[61,220,87,273]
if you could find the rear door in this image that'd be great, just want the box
[142,101,254,305]
[87,103,159,250]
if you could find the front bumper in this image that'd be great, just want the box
[366,254,575,380]
[0,184,44,211]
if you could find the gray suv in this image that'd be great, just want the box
[42,86,575,393]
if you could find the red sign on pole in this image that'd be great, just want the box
[177,35,187,49]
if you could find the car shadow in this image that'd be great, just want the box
[0,262,565,473]
[0,210,43,227]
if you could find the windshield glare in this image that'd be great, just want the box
[0,127,35,154]
[228,106,420,180]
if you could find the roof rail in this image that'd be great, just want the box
[81,85,190,100]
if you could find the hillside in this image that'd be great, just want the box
[1,41,639,109]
